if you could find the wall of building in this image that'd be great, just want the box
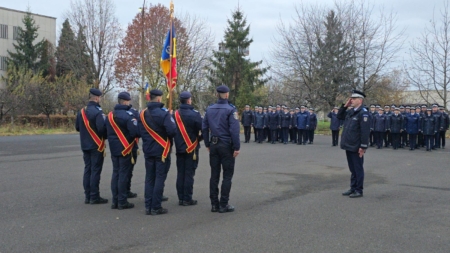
[0,7,56,88]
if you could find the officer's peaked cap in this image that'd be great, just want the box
[350,90,366,98]
[118,91,131,101]
[179,91,192,99]
[216,85,230,93]
[150,89,163,96]
[90,88,102,97]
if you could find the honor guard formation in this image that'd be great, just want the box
[76,87,449,211]
[76,86,239,215]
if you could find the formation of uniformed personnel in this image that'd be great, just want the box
[138,89,176,215]
[174,91,203,206]
[75,88,108,205]
[105,92,139,210]
[202,85,240,213]
[338,90,370,198]
[241,105,253,143]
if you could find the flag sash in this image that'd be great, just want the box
[107,112,135,157]
[81,108,105,152]
[139,109,170,161]
[174,110,198,153]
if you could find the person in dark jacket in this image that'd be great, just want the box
[307,108,318,144]
[289,109,297,143]
[267,108,280,144]
[263,107,270,142]
[383,105,392,147]
[389,108,404,150]
[296,106,310,145]
[418,105,427,147]
[138,89,177,215]
[241,105,253,143]
[439,106,449,148]
[369,105,376,146]
[338,90,370,198]
[280,107,291,144]
[405,108,421,150]
[328,107,343,146]
[174,91,203,207]
[75,88,108,205]
[431,104,443,148]
[422,108,439,151]
[372,108,388,149]
[254,107,266,143]
[106,92,139,210]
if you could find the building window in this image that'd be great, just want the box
[13,26,20,40]
[0,24,8,39]
[0,56,8,71]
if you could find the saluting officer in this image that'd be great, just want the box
[75,88,108,205]
[174,91,203,206]
[202,85,240,213]
[241,105,253,143]
[138,89,176,215]
[106,92,139,210]
[338,90,370,198]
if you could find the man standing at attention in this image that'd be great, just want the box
[202,85,240,213]
[75,88,108,205]
[338,90,370,198]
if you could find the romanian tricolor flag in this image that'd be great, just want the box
[160,24,177,90]
[145,82,150,101]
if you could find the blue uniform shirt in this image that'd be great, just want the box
[105,104,139,157]
[202,98,240,151]
[75,101,106,151]
[138,102,176,157]
[174,104,203,154]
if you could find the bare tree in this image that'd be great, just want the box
[406,0,450,109]
[66,0,122,93]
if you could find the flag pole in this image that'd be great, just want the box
[168,1,174,111]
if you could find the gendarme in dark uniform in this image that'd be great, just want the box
[138,89,176,215]
[338,90,370,198]
[105,92,139,210]
[174,91,203,206]
[75,88,108,205]
[202,85,240,213]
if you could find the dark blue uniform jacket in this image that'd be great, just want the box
[389,114,404,134]
[296,111,310,130]
[267,112,280,130]
[241,110,253,127]
[281,112,291,128]
[254,112,265,129]
[327,112,342,131]
[372,113,388,132]
[405,113,421,135]
[337,105,371,152]
[75,101,106,151]
[308,113,317,130]
[422,115,438,136]
[174,104,203,154]
[138,102,176,157]
[106,104,139,157]
[202,99,240,151]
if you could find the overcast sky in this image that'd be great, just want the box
[2,0,446,66]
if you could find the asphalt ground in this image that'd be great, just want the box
[0,134,449,253]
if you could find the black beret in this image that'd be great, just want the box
[118,91,131,101]
[179,91,192,99]
[351,90,366,98]
[150,89,163,96]
[90,88,102,96]
[216,85,230,93]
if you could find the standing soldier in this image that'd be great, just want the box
[402,105,410,147]
[280,107,291,144]
[328,107,342,147]
[267,106,280,144]
[276,105,282,142]
[253,105,258,142]
[439,106,449,148]
[254,107,265,143]
[307,108,317,144]
[241,105,253,143]
[139,89,176,215]
[296,106,310,145]
[389,108,404,150]
[202,85,240,213]
[432,104,443,148]
[373,107,389,149]
[383,105,392,147]
[422,108,438,151]
[289,109,297,143]
[369,105,376,146]
[106,92,139,210]
[174,91,203,207]
[338,90,370,198]
[263,107,270,142]
[75,88,108,205]
[418,105,427,147]
[405,106,421,150]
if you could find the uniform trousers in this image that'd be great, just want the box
[127,149,137,194]
[439,130,447,147]
[332,130,339,146]
[369,131,374,146]
[290,128,297,142]
[391,133,401,149]
[253,126,258,142]
[111,155,131,205]
[434,132,441,148]
[409,134,417,149]
[176,151,197,202]
[297,129,308,144]
[270,129,278,143]
[401,131,408,146]
[282,127,289,143]
[257,128,264,143]
[383,132,390,147]
[209,141,235,208]
[424,135,434,150]
[82,149,104,201]
[418,132,424,147]
[345,150,364,194]
[265,128,270,142]
[375,132,384,148]
[145,155,170,210]
[243,126,251,142]
[308,129,315,143]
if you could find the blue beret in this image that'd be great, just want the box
[90,88,102,96]
[216,85,230,93]
[179,91,192,99]
[150,89,163,96]
[118,92,131,101]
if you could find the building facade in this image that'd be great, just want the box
[0,7,56,88]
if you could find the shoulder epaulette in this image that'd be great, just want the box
[193,109,199,113]
[362,108,367,112]
[95,106,102,111]
[126,111,134,116]
[228,103,236,109]
[161,108,168,112]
